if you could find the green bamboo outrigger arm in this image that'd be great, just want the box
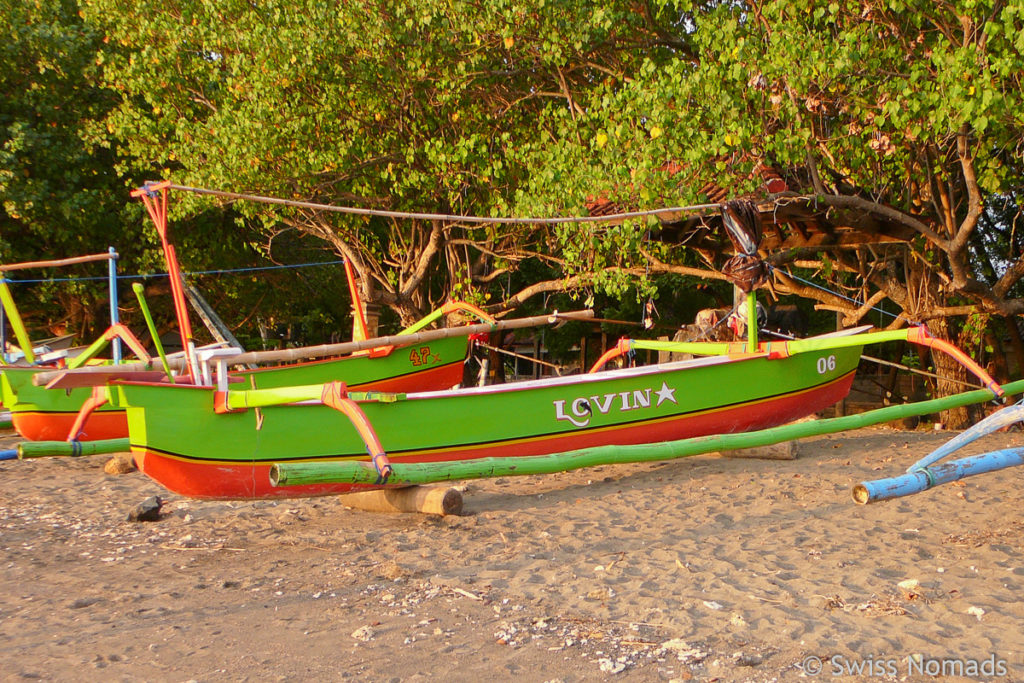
[270,379,1024,488]
[0,278,35,364]
[594,327,1004,399]
[132,282,175,382]
[214,382,403,413]
[399,301,496,336]
[18,438,130,459]
[620,328,939,358]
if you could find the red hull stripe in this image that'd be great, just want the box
[12,411,129,442]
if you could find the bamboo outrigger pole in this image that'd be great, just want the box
[187,310,593,367]
[854,401,1024,504]
[31,309,595,387]
[0,252,115,272]
[270,379,1024,489]
[0,278,35,364]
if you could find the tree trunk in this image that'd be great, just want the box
[1003,315,1024,377]
[929,318,983,429]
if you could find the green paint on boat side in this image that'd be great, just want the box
[1,367,122,417]
[111,344,863,466]
[272,379,1024,487]
[0,331,467,427]
[228,335,467,390]
[131,369,857,465]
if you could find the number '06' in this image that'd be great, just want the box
[816,355,837,374]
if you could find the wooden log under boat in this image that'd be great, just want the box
[337,486,463,516]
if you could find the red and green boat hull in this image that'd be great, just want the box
[110,343,863,499]
[1,336,468,442]
[1,367,128,441]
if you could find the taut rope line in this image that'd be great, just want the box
[166,183,720,225]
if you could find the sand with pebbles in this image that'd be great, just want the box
[2,424,1024,682]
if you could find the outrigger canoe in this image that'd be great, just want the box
[46,318,997,501]
[2,242,474,442]
[80,325,863,499]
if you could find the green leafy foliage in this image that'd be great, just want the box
[0,0,149,339]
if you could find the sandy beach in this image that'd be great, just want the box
[2,424,1023,682]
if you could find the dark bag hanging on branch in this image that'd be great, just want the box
[719,200,769,293]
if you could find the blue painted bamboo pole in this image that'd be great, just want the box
[854,448,1024,504]
[909,401,1024,471]
[0,449,16,461]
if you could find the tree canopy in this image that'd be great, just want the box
[0,0,148,336]
[80,0,694,323]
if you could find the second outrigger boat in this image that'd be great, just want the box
[0,249,156,441]
[4,186,480,441]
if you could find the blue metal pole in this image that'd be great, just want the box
[108,247,122,363]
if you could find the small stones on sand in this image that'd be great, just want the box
[733,652,763,667]
[350,625,375,641]
[103,454,136,475]
[598,658,627,674]
[127,496,163,522]
[967,606,986,620]
[377,560,406,580]
[897,578,922,598]
[68,597,101,609]
[661,639,710,664]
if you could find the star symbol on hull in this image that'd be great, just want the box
[655,381,677,406]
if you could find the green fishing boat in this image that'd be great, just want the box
[0,250,150,441]
[103,327,864,498]
[82,319,998,500]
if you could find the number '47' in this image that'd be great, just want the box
[409,346,433,366]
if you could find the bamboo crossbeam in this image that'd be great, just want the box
[221,310,594,366]
[31,311,592,387]
[0,252,116,272]
[218,384,401,412]
[33,357,188,387]
[270,379,1024,488]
